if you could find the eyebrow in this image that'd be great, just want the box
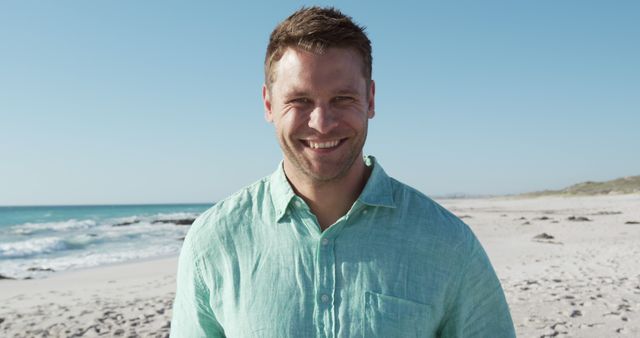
[283,90,310,98]
[334,88,360,96]
[284,87,360,98]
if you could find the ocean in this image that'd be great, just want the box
[0,203,211,279]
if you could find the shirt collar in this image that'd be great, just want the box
[269,161,297,222]
[357,155,396,208]
[269,155,396,222]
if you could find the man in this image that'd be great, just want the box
[171,7,515,338]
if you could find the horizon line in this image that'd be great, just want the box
[0,202,215,208]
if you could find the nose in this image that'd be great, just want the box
[308,103,339,134]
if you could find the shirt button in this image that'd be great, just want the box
[294,200,302,208]
[320,294,330,303]
[321,238,329,246]
[362,209,368,214]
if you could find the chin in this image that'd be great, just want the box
[303,161,353,182]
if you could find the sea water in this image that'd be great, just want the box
[0,204,210,279]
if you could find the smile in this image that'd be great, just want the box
[302,139,345,149]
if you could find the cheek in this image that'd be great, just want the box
[343,111,369,127]
[279,112,308,132]
[273,117,299,140]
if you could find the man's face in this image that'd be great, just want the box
[263,47,375,183]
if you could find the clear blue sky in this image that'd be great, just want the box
[1,1,638,205]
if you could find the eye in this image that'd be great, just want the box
[288,97,312,105]
[334,96,355,103]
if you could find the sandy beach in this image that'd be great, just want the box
[0,258,177,337]
[1,194,639,337]
[443,193,640,337]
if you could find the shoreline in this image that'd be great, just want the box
[0,255,178,306]
[0,253,179,282]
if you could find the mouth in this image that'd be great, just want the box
[301,138,346,150]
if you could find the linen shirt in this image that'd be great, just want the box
[170,156,515,337]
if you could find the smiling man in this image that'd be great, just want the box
[264,44,374,230]
[171,7,515,338]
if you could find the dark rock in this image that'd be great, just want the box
[27,267,55,272]
[458,215,472,219]
[592,211,622,215]
[112,221,138,227]
[152,218,195,226]
[533,233,554,240]
[0,273,15,280]
[625,221,640,224]
[570,309,582,317]
[550,321,568,330]
[522,221,531,225]
[567,216,591,222]
[534,216,551,220]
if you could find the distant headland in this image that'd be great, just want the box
[522,175,640,197]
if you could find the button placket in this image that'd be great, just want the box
[316,234,336,337]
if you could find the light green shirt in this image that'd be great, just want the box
[171,156,515,337]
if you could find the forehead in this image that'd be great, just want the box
[271,47,366,95]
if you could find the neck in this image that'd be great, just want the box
[284,157,371,231]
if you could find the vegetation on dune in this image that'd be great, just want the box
[523,175,640,197]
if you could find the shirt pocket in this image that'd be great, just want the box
[363,291,436,338]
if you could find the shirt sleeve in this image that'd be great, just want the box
[170,232,225,338]
[437,235,516,338]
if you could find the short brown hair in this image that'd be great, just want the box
[265,6,372,88]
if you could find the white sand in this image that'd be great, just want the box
[440,193,640,337]
[1,194,639,337]
[0,258,177,337]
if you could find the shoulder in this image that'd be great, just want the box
[387,177,478,251]
[184,175,273,258]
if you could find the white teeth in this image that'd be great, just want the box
[308,140,340,149]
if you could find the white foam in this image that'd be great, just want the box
[0,237,67,258]
[0,243,182,279]
[12,219,97,235]
[153,212,199,221]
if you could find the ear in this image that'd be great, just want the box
[367,80,376,119]
[263,84,273,123]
